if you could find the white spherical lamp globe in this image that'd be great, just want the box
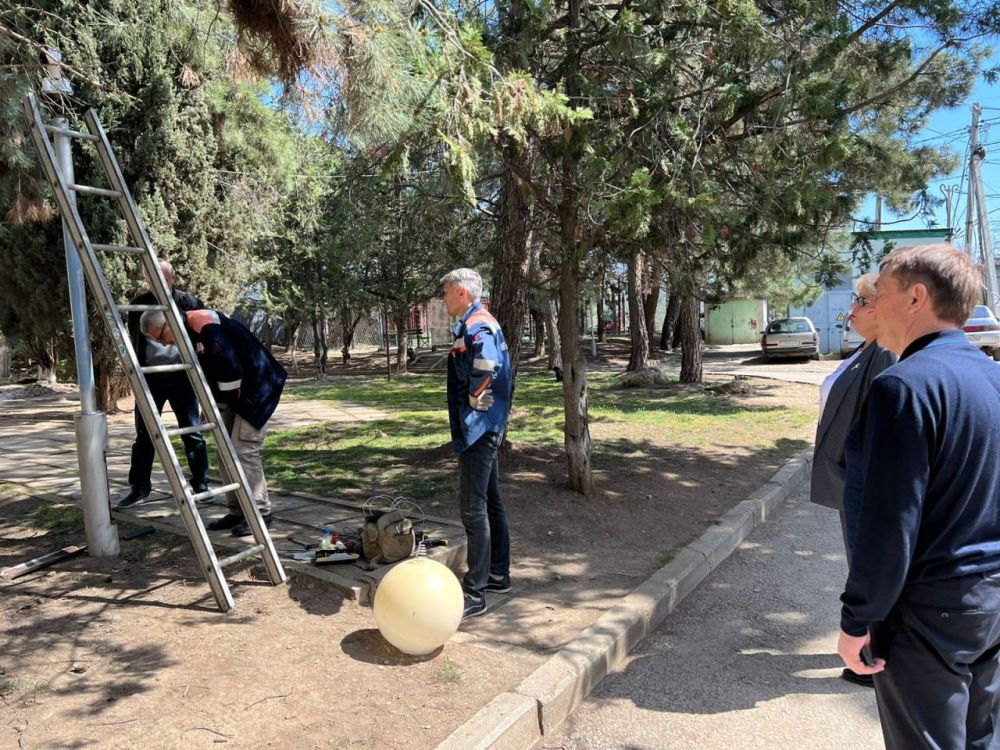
[373,558,464,655]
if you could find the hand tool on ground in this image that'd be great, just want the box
[1,545,87,580]
[286,534,318,550]
[122,525,155,541]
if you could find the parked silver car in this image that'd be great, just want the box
[840,319,864,357]
[760,317,820,360]
[963,304,1000,359]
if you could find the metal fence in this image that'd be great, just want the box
[233,300,453,354]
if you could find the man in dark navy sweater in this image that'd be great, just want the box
[839,244,1000,748]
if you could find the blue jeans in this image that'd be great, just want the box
[458,432,510,597]
[128,375,208,491]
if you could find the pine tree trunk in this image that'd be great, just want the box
[547,298,562,371]
[679,296,702,383]
[262,312,273,352]
[287,323,300,365]
[643,284,660,356]
[558,258,594,495]
[660,294,680,350]
[0,331,9,381]
[531,306,546,357]
[626,247,650,371]
[340,305,360,364]
[552,0,593,496]
[596,276,605,343]
[33,338,57,383]
[490,141,535,384]
[312,313,328,375]
[395,311,408,373]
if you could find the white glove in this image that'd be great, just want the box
[469,388,494,412]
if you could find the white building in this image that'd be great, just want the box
[790,227,952,353]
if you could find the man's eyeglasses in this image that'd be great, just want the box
[851,293,872,308]
[154,320,169,344]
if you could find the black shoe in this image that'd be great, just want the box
[231,514,273,538]
[191,483,211,502]
[486,574,511,593]
[116,487,151,509]
[462,593,487,620]
[841,668,875,688]
[207,513,244,531]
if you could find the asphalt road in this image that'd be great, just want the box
[544,486,884,750]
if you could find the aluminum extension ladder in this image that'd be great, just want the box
[21,92,287,612]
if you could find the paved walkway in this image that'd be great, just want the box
[584,343,841,385]
[545,485,883,750]
[0,393,466,602]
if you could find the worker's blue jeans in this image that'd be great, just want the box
[457,431,510,598]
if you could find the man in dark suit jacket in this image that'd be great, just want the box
[838,244,1000,749]
[117,259,208,508]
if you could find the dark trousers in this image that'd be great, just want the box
[871,572,1000,749]
[128,375,208,491]
[457,432,510,597]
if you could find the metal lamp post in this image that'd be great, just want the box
[41,49,118,556]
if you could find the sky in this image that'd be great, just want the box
[858,67,1000,250]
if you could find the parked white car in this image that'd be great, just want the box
[963,305,1000,359]
[760,317,820,360]
[840,319,864,357]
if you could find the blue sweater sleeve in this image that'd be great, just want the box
[840,374,929,635]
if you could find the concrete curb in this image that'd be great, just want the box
[436,448,812,749]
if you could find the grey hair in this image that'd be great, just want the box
[856,272,879,300]
[157,257,173,276]
[139,309,168,338]
[440,268,482,300]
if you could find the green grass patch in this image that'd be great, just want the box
[432,658,463,685]
[27,503,84,533]
[275,372,814,496]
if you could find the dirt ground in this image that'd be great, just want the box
[0,364,820,750]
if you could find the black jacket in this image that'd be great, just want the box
[185,309,287,429]
[811,342,897,511]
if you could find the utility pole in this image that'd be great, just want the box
[940,184,959,237]
[966,105,979,257]
[41,49,118,556]
[969,103,1000,313]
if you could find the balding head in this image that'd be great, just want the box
[148,258,175,293]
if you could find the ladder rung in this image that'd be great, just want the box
[166,422,216,437]
[141,364,192,375]
[192,483,241,503]
[93,243,145,255]
[70,183,122,198]
[218,544,266,568]
[118,303,167,314]
[44,124,99,142]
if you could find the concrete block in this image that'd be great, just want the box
[688,524,742,569]
[516,603,650,736]
[637,546,713,623]
[514,655,581,736]
[435,691,540,750]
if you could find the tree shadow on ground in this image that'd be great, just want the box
[560,502,876,719]
[0,493,272,717]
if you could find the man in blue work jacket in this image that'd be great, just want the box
[140,307,287,538]
[838,244,1000,748]
[441,268,513,620]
